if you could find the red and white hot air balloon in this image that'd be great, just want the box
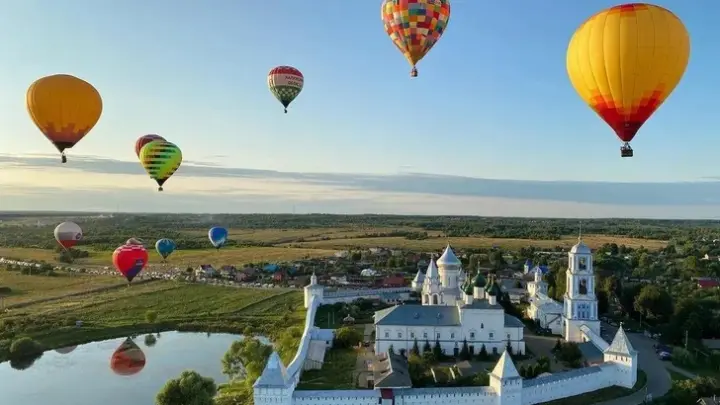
[54,221,82,250]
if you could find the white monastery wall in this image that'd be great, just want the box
[293,390,380,405]
[394,387,498,405]
[520,364,618,405]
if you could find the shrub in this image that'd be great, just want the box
[9,337,43,359]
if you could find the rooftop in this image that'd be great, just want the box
[253,351,288,388]
[605,326,637,355]
[437,244,461,266]
[491,350,520,379]
[372,352,412,389]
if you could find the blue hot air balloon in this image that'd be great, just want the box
[208,227,228,250]
[155,238,176,261]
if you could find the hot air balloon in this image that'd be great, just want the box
[112,244,149,283]
[566,3,690,157]
[125,238,145,246]
[54,221,82,250]
[267,66,304,113]
[110,338,146,376]
[155,238,176,261]
[135,134,166,158]
[381,0,451,77]
[55,345,77,355]
[208,227,228,250]
[138,140,183,191]
[26,74,103,163]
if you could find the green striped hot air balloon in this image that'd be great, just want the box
[138,140,182,192]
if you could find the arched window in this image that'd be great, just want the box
[432,295,439,305]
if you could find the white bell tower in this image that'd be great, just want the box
[563,237,600,342]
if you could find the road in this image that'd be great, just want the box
[595,323,672,405]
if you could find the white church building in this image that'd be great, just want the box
[526,238,601,342]
[252,242,639,405]
[377,245,525,356]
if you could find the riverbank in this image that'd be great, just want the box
[0,281,305,362]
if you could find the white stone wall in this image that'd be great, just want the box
[521,364,619,405]
[395,387,498,405]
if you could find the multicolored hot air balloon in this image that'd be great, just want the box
[112,243,149,283]
[381,0,451,77]
[138,140,183,192]
[267,66,304,113]
[155,238,176,261]
[135,134,166,158]
[26,74,103,163]
[110,338,146,376]
[208,227,228,250]
[54,221,82,250]
[566,3,690,157]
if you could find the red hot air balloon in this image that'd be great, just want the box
[135,134,165,158]
[110,338,146,376]
[112,244,148,283]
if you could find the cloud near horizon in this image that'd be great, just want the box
[2,154,720,219]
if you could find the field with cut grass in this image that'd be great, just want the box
[179,227,440,243]
[0,281,306,356]
[281,234,668,251]
[0,272,123,305]
[0,246,337,268]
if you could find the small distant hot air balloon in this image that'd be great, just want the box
[381,0,451,77]
[138,140,183,192]
[54,221,82,250]
[110,338,146,376]
[267,66,304,113]
[55,345,77,355]
[135,134,166,158]
[113,244,149,283]
[26,74,103,163]
[567,3,690,157]
[208,227,228,250]
[155,238,176,261]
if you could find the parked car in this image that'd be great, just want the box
[658,351,671,361]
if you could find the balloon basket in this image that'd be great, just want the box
[620,145,633,158]
[158,187,164,192]
[61,154,67,164]
[410,68,418,78]
[284,108,287,114]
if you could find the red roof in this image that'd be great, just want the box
[698,280,720,289]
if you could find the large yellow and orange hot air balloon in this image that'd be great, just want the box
[566,3,690,157]
[26,74,103,163]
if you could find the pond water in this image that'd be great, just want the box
[0,331,262,405]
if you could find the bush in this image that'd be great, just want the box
[9,337,43,359]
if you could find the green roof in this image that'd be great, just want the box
[463,279,474,295]
[473,271,486,288]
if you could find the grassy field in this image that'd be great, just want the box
[0,272,123,305]
[296,348,358,390]
[0,281,306,356]
[281,234,667,250]
[179,227,442,242]
[0,246,337,268]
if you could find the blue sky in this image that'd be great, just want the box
[0,1,718,216]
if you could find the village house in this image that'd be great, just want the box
[195,264,216,278]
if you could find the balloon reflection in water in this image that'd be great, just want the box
[110,338,146,376]
[54,345,77,355]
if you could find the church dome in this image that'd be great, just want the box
[436,244,461,266]
[570,240,591,254]
[485,276,501,296]
[472,271,486,288]
[462,277,474,295]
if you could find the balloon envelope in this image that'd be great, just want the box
[110,338,146,376]
[566,3,690,143]
[208,227,228,249]
[54,221,82,249]
[113,244,148,282]
[155,238,176,260]
[26,74,103,160]
[125,238,145,246]
[381,0,451,76]
[267,66,304,113]
[139,140,183,191]
[135,134,166,157]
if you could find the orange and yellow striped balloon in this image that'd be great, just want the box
[566,3,690,151]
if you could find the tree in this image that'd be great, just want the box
[222,337,272,384]
[410,339,420,356]
[432,339,443,360]
[388,344,395,355]
[459,339,470,360]
[156,370,217,405]
[634,284,673,323]
[407,353,426,384]
[557,342,583,368]
[334,326,363,349]
[145,310,158,323]
[477,344,488,360]
[506,341,513,356]
[552,339,562,353]
[423,340,431,353]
